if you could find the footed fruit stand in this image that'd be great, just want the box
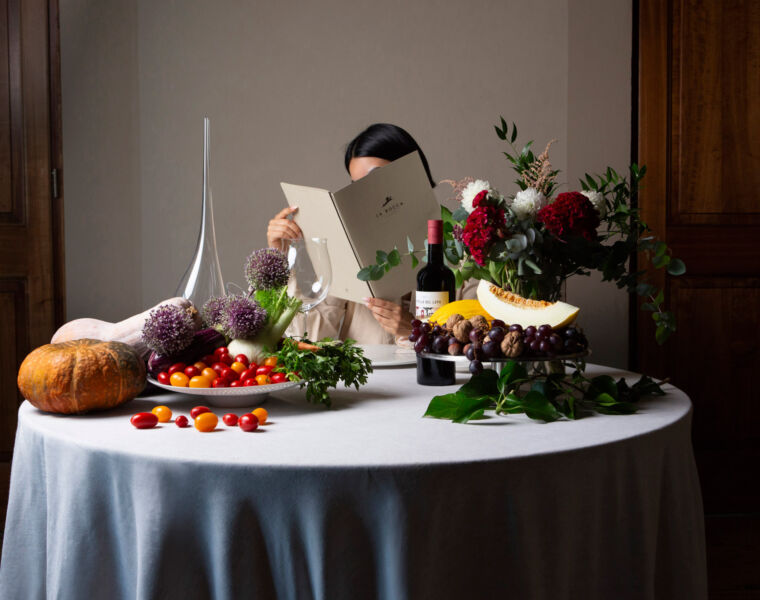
[0,363,706,600]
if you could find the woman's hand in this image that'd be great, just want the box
[267,207,303,251]
[363,297,413,338]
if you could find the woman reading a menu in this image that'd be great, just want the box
[267,123,435,344]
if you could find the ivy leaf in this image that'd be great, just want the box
[586,375,618,401]
[521,390,560,422]
[460,369,499,398]
[424,392,462,419]
[667,258,686,276]
[498,361,528,394]
[452,397,492,423]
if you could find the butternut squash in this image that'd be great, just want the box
[51,297,201,359]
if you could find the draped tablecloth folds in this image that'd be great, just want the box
[0,364,707,600]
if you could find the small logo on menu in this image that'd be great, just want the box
[382,195,393,207]
[376,195,404,218]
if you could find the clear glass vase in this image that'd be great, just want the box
[175,117,225,307]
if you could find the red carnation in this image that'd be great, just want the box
[462,204,507,266]
[537,192,600,242]
[472,190,489,209]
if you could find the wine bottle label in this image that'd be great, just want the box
[415,291,449,321]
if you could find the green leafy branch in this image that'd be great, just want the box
[424,360,667,424]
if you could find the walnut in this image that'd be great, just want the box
[500,331,524,358]
[445,313,464,331]
[452,319,473,343]
[469,315,489,334]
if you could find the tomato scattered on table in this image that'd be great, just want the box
[222,413,238,426]
[130,412,158,429]
[175,415,189,428]
[190,406,210,419]
[238,413,259,432]
[251,407,268,425]
[151,405,172,423]
[194,412,218,432]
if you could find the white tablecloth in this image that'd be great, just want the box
[0,364,706,599]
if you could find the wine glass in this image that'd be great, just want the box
[286,238,332,334]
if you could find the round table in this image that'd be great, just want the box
[0,364,707,600]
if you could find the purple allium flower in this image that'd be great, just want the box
[245,248,290,290]
[201,295,229,328]
[142,304,195,356]
[222,295,267,339]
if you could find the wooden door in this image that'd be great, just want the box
[0,0,64,536]
[637,0,760,596]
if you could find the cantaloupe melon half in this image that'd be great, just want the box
[476,279,580,328]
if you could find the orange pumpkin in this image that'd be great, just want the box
[17,339,146,414]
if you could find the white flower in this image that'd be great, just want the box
[510,187,547,221]
[460,179,491,213]
[582,190,607,218]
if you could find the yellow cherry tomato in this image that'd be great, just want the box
[201,367,218,381]
[251,407,268,425]
[194,411,218,432]
[151,405,172,423]
[170,372,189,387]
[193,361,207,371]
[263,356,278,367]
[255,374,271,386]
[189,375,213,388]
[230,361,247,375]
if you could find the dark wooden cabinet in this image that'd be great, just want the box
[637,0,760,596]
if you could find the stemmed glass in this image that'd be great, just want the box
[286,238,332,335]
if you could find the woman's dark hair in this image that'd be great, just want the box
[344,123,435,187]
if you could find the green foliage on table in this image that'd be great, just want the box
[423,360,666,424]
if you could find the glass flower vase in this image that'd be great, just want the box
[175,117,225,308]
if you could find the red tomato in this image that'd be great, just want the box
[201,354,216,367]
[256,365,273,376]
[263,356,278,367]
[184,365,201,378]
[270,372,287,384]
[175,415,189,428]
[219,354,234,366]
[230,380,243,387]
[238,413,259,432]
[234,354,249,366]
[221,367,238,383]
[239,368,256,381]
[212,378,228,388]
[223,413,238,426]
[190,406,211,419]
[214,347,229,358]
[243,378,258,387]
[168,363,186,375]
[157,371,170,385]
[211,362,227,375]
[130,412,158,429]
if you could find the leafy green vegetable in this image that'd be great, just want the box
[274,337,373,407]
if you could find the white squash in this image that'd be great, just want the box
[476,279,580,328]
[51,297,201,359]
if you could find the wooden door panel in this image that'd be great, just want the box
[0,279,26,458]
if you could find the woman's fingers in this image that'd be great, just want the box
[274,206,298,220]
[268,221,302,240]
[364,298,413,336]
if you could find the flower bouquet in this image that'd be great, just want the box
[359,117,685,344]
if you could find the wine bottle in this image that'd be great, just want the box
[416,219,456,386]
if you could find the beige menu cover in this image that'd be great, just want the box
[280,152,439,304]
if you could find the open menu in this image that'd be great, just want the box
[280,151,440,304]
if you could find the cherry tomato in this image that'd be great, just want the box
[230,380,243,387]
[201,354,216,366]
[157,371,170,385]
[201,367,218,381]
[263,356,278,367]
[189,375,212,388]
[175,415,189,428]
[194,412,218,432]
[151,405,172,423]
[234,354,249,366]
[221,367,238,383]
[239,368,257,382]
[168,362,186,376]
[230,361,247,375]
[256,365,273,376]
[214,347,229,359]
[219,354,234,366]
[223,413,238,426]
[193,361,208,371]
[211,362,227,375]
[238,413,259,432]
[243,378,258,387]
[170,372,190,387]
[255,374,271,386]
[184,365,201,378]
[130,412,158,429]
[190,406,211,419]
[270,372,287,384]
[212,378,229,388]
[251,407,268,425]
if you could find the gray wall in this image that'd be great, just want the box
[61,0,632,367]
